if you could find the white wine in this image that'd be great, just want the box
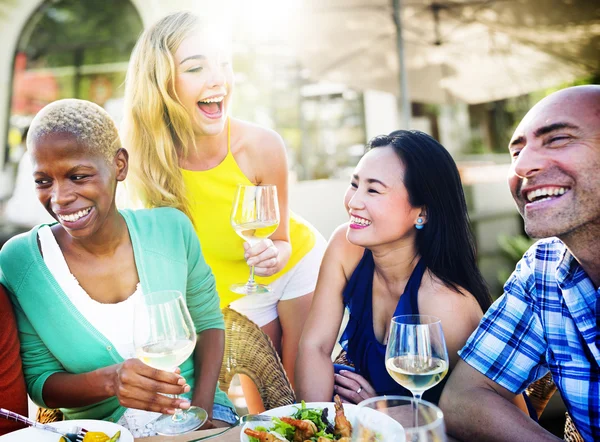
[138,339,196,371]
[386,355,448,393]
[233,220,279,245]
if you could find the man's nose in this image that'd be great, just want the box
[512,145,547,179]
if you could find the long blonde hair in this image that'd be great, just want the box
[121,11,201,219]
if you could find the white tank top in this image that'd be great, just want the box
[37,225,161,437]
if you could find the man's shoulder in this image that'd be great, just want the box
[501,238,566,301]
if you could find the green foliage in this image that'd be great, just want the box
[19,0,143,66]
[497,234,535,286]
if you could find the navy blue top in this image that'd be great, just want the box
[339,249,448,404]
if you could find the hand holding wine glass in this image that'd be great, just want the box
[385,315,449,438]
[230,184,280,294]
[134,290,207,435]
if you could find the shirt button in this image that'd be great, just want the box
[107,346,112,351]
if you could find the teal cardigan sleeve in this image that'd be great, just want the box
[180,213,225,333]
[0,231,67,408]
[10,299,66,408]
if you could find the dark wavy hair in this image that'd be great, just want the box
[367,130,492,312]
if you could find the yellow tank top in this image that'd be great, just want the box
[181,123,316,307]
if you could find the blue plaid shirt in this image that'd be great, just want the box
[460,238,600,440]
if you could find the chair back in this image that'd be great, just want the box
[219,307,296,410]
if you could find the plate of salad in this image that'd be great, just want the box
[241,395,403,442]
[241,398,355,442]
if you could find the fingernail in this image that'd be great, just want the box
[179,401,191,409]
[183,384,191,393]
[177,377,186,385]
[340,370,347,374]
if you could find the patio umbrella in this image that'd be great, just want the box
[289,0,599,124]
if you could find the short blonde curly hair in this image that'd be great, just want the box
[28,98,121,162]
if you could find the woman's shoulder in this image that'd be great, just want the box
[231,118,285,156]
[419,272,483,325]
[0,227,38,260]
[0,227,41,292]
[122,207,188,222]
[327,223,365,279]
[121,207,193,235]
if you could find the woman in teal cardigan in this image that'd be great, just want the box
[0,99,235,436]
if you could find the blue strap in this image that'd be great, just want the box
[393,258,426,317]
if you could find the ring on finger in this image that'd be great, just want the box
[356,386,362,394]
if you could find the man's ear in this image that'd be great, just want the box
[115,148,129,182]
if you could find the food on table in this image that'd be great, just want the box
[107,431,121,442]
[355,426,378,442]
[76,430,120,442]
[244,395,352,442]
[245,428,288,442]
[280,417,318,442]
[333,395,352,438]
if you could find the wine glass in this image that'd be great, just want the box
[133,290,207,435]
[354,396,446,442]
[230,184,280,295]
[385,315,449,438]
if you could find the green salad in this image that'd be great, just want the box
[247,402,337,442]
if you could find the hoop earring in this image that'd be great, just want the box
[415,217,424,230]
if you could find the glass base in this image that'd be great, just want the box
[153,406,208,436]
[230,282,272,295]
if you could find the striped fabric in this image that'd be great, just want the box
[459,238,600,441]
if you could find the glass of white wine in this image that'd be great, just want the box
[385,315,449,439]
[133,290,207,435]
[230,184,280,295]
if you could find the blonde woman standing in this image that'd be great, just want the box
[121,11,326,412]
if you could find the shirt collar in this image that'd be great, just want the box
[555,244,578,286]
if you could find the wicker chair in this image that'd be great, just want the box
[219,307,296,410]
[525,371,557,418]
[36,407,63,424]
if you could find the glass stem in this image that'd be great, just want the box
[412,393,421,442]
[246,265,257,292]
[171,394,186,423]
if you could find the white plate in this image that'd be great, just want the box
[241,402,350,442]
[0,419,133,442]
[240,402,405,442]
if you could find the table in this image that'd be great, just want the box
[136,426,242,442]
[135,426,462,442]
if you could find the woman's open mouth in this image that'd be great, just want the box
[197,96,224,119]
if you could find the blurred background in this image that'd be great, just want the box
[0,0,598,435]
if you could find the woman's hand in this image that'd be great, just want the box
[109,359,191,414]
[244,240,280,276]
[333,370,376,404]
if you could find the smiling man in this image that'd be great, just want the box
[440,85,600,441]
